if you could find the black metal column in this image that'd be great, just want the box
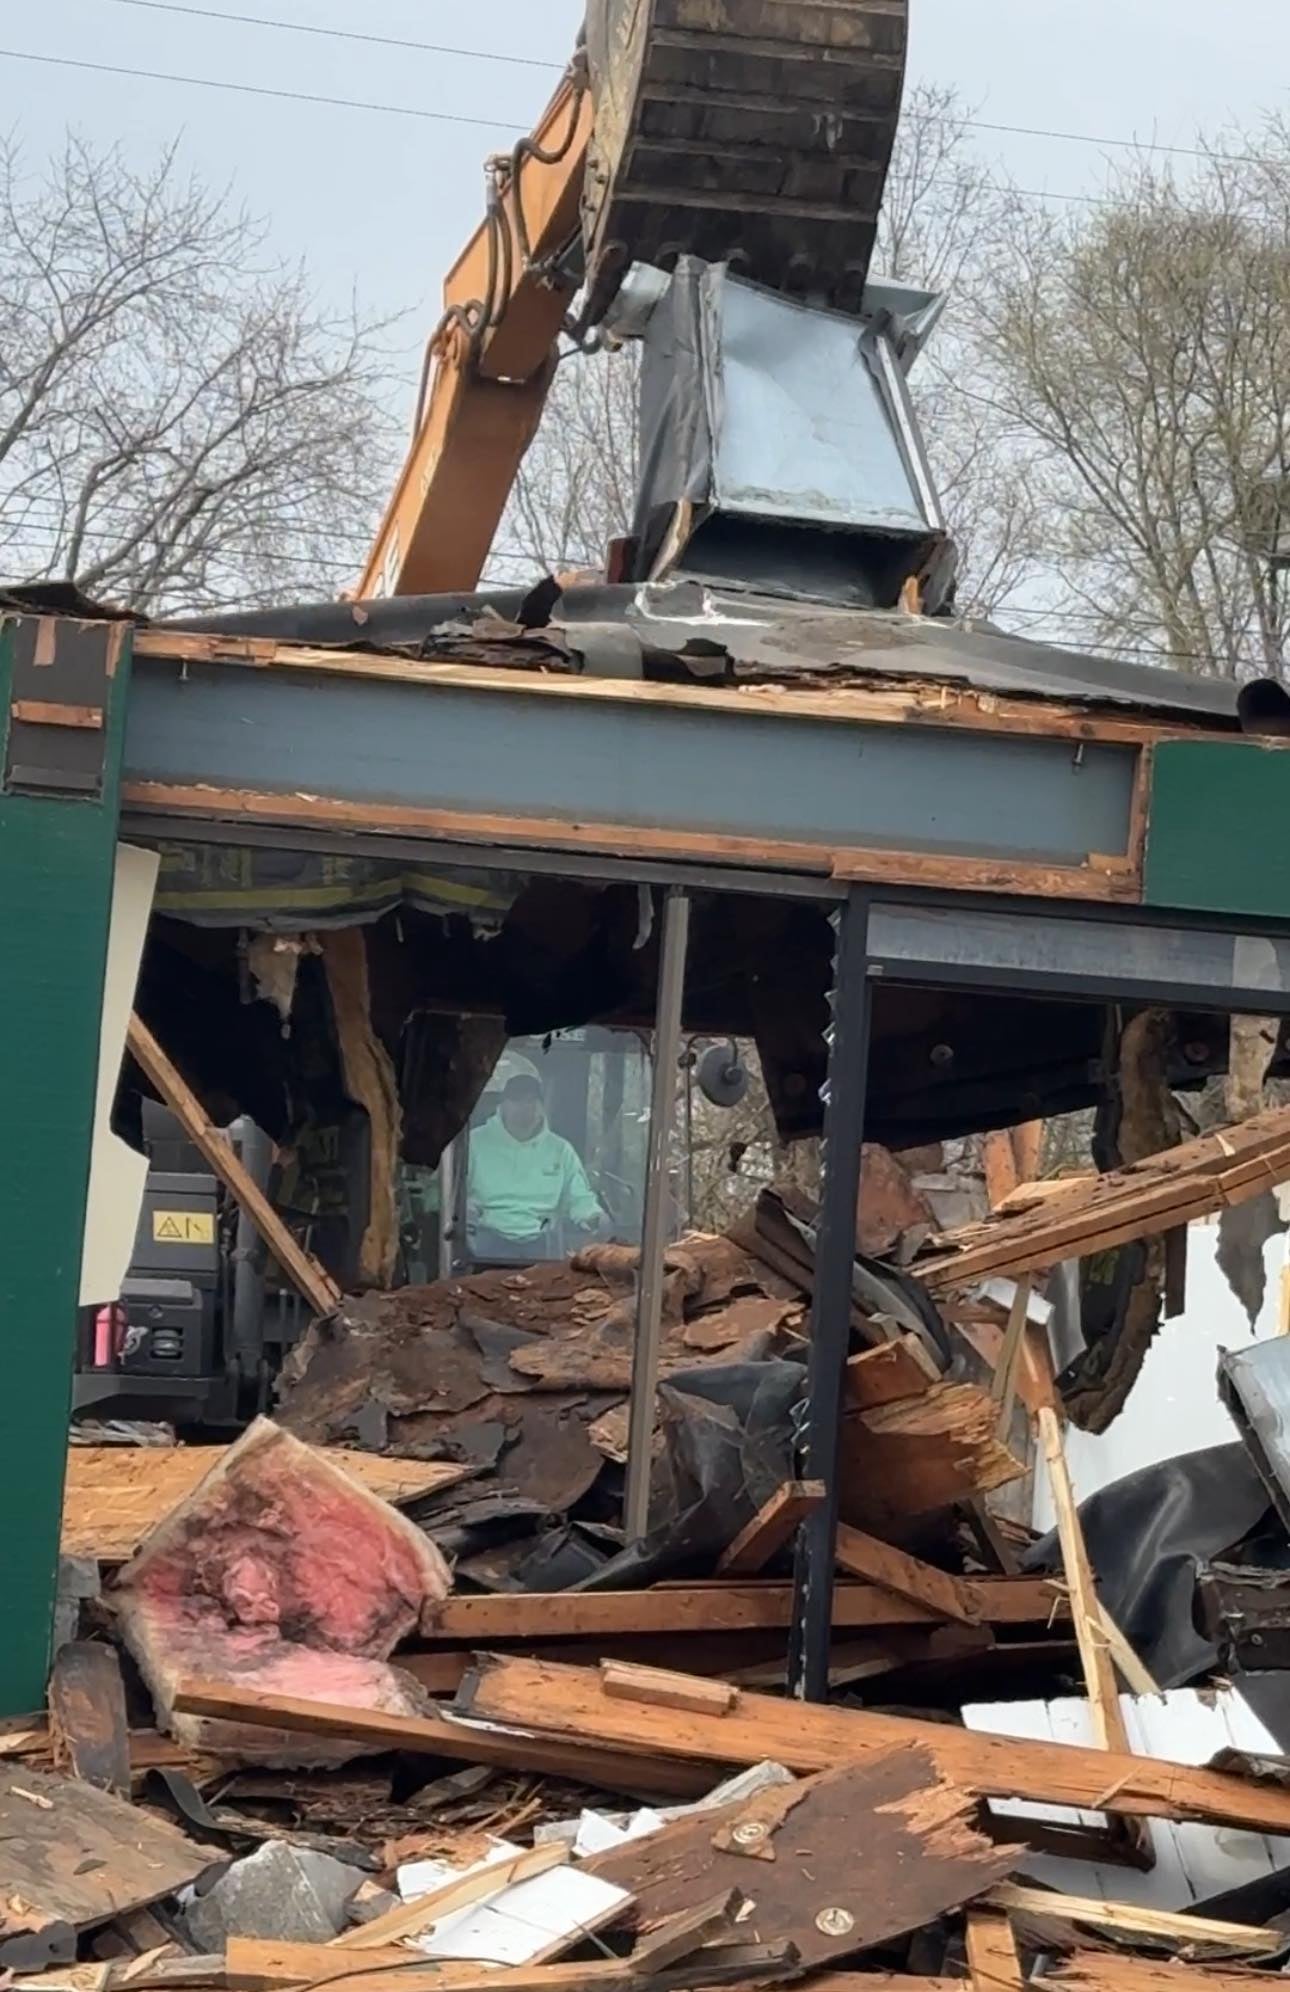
[789,888,873,1701]
[624,886,692,1542]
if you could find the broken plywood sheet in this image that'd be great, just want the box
[114,1420,449,1766]
[583,1744,1017,1970]
[962,1688,1290,1909]
[64,1447,469,1562]
[0,1766,214,1953]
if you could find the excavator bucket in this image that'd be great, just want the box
[581,0,909,322]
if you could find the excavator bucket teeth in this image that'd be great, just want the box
[582,0,908,321]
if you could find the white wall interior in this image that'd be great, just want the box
[1033,1200,1290,1527]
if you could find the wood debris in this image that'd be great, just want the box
[25,1103,1290,1992]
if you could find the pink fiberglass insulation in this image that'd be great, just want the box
[114,1419,450,1765]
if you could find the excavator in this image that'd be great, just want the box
[360,0,911,601]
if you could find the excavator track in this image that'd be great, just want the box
[582,0,909,321]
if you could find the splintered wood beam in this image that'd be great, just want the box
[834,1524,981,1627]
[716,1481,825,1576]
[915,1103,1290,1290]
[989,1883,1283,1955]
[457,1655,1290,1837]
[126,1015,340,1320]
[1039,1955,1281,1992]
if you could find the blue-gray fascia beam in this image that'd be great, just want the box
[123,642,1140,892]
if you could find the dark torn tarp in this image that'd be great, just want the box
[152,575,1253,727]
[1024,1442,1289,1688]
[576,1359,808,1592]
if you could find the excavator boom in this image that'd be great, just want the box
[361,1,908,600]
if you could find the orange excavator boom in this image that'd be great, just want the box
[362,3,910,602]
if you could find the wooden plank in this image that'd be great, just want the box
[229,1945,796,1992]
[0,1767,214,1940]
[716,1481,825,1576]
[227,1940,416,1989]
[169,1681,712,1799]
[1095,1603,1162,1698]
[48,1644,130,1797]
[990,1276,1034,1437]
[134,626,1217,753]
[126,1016,339,1319]
[11,699,104,730]
[834,1525,981,1627]
[965,1910,1025,1992]
[457,1655,1290,1837]
[1042,1954,1280,1992]
[62,1447,468,1563]
[844,1338,938,1410]
[626,1892,743,1972]
[601,1661,736,1716]
[989,1883,1283,1955]
[916,1104,1290,1291]
[1033,1378,1153,1866]
[1037,1404,1126,1751]
[225,1944,792,1992]
[583,1745,1016,1972]
[331,1842,569,1950]
[418,1577,1062,1641]
[121,783,1136,908]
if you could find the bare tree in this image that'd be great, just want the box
[0,134,397,615]
[495,87,1036,615]
[495,344,640,583]
[974,120,1290,678]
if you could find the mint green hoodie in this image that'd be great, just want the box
[467,1111,603,1241]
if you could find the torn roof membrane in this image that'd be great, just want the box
[154,579,1252,732]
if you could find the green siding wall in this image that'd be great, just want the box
[0,618,128,1714]
[1145,738,1290,922]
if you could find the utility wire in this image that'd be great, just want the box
[93,0,1269,170]
[0,47,1229,213]
[104,0,562,71]
[0,46,519,131]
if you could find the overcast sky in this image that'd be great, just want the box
[9,0,1289,414]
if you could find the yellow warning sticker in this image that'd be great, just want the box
[152,1211,216,1245]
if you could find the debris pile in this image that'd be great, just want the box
[15,1104,1290,1992]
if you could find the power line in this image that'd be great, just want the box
[0,514,542,573]
[0,46,518,131]
[0,47,1220,215]
[952,117,1260,169]
[103,0,562,72]
[92,0,1264,172]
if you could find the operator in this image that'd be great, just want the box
[467,1073,608,1260]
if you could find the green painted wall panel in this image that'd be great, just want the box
[1145,738,1290,922]
[0,618,128,1714]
